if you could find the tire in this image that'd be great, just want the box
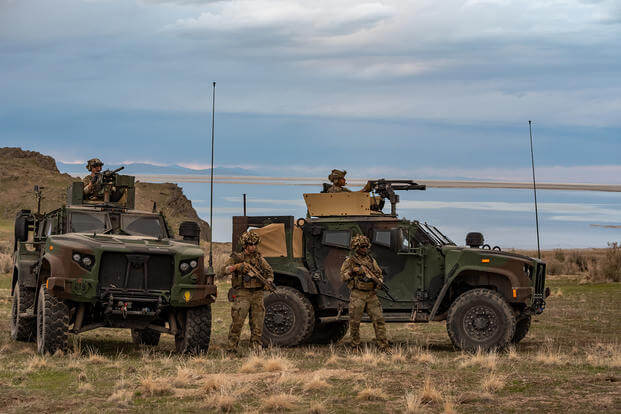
[307,321,349,345]
[14,214,29,251]
[132,328,161,346]
[10,283,36,342]
[36,284,70,354]
[262,286,315,347]
[175,306,212,354]
[511,314,531,344]
[446,288,516,352]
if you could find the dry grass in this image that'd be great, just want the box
[24,355,48,372]
[442,398,458,414]
[139,375,174,396]
[585,343,621,368]
[549,288,563,298]
[588,242,621,282]
[419,378,443,404]
[308,400,328,414]
[303,374,330,392]
[457,349,498,370]
[349,347,387,366]
[405,392,426,413]
[260,393,300,412]
[173,366,202,388]
[411,347,437,364]
[239,352,292,373]
[78,382,94,392]
[0,252,12,273]
[201,374,229,392]
[86,349,108,364]
[356,386,388,401]
[481,372,506,392]
[205,389,236,413]
[107,389,133,404]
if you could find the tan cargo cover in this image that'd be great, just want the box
[251,223,287,257]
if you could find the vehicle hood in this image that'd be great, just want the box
[47,233,204,255]
[441,245,543,264]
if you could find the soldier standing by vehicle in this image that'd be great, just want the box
[83,158,104,200]
[224,232,274,353]
[326,169,351,193]
[340,234,389,351]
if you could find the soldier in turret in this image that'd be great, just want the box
[83,158,104,201]
[224,231,274,353]
[340,234,389,352]
[326,169,351,193]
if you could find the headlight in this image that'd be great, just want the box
[72,252,95,270]
[73,253,81,262]
[180,262,190,272]
[190,260,198,269]
[82,257,93,267]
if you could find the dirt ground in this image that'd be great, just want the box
[0,232,619,413]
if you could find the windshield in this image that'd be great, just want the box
[121,215,165,238]
[70,211,109,233]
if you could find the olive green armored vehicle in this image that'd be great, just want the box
[10,171,216,354]
[232,180,548,351]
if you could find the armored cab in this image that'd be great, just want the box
[232,179,548,351]
[10,172,216,355]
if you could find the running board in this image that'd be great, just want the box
[319,312,430,324]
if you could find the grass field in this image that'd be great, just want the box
[0,271,619,413]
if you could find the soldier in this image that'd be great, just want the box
[224,231,274,353]
[83,158,104,201]
[340,234,389,351]
[327,169,351,193]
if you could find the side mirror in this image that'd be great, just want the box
[179,221,200,245]
[390,228,404,253]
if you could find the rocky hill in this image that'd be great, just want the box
[0,147,210,240]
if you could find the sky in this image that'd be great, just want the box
[1,0,620,245]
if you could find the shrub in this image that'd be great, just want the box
[588,242,621,282]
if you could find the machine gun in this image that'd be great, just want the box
[92,166,126,203]
[352,259,397,302]
[239,262,277,293]
[365,179,426,216]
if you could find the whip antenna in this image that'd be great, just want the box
[208,81,216,271]
[529,120,541,259]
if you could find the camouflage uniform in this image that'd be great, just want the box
[327,169,351,193]
[83,158,104,201]
[340,235,388,349]
[225,232,274,351]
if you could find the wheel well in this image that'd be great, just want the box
[274,273,303,292]
[450,270,512,302]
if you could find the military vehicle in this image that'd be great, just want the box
[10,170,216,354]
[231,180,548,351]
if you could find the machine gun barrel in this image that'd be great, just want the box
[366,179,426,215]
[109,166,125,174]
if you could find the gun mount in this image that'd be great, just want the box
[67,167,136,209]
[366,179,426,216]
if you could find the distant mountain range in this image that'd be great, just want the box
[56,161,257,177]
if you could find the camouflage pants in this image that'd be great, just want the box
[227,288,265,350]
[348,289,388,347]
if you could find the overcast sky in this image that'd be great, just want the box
[1,0,620,183]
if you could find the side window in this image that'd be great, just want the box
[321,230,351,249]
[372,229,391,247]
[45,221,53,237]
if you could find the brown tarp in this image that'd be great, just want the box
[293,224,304,258]
[252,223,287,257]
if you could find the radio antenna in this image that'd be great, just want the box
[529,120,541,259]
[208,81,216,272]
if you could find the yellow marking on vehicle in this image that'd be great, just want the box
[481,258,490,263]
[512,288,517,298]
[184,291,191,302]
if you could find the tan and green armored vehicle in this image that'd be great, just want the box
[11,170,216,354]
[232,180,549,351]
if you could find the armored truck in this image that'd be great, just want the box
[10,172,216,354]
[232,180,548,351]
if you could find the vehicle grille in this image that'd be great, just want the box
[534,262,546,298]
[99,252,174,291]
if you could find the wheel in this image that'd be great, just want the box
[14,214,29,251]
[36,284,70,354]
[132,328,161,346]
[446,288,516,352]
[175,306,212,354]
[262,286,315,347]
[307,321,349,345]
[511,314,531,344]
[10,283,36,342]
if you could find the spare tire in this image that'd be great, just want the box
[465,232,484,248]
[14,211,30,251]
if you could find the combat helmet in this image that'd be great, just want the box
[86,158,104,171]
[328,169,347,183]
[351,234,371,249]
[239,231,260,247]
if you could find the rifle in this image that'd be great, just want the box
[352,258,396,302]
[240,262,277,293]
